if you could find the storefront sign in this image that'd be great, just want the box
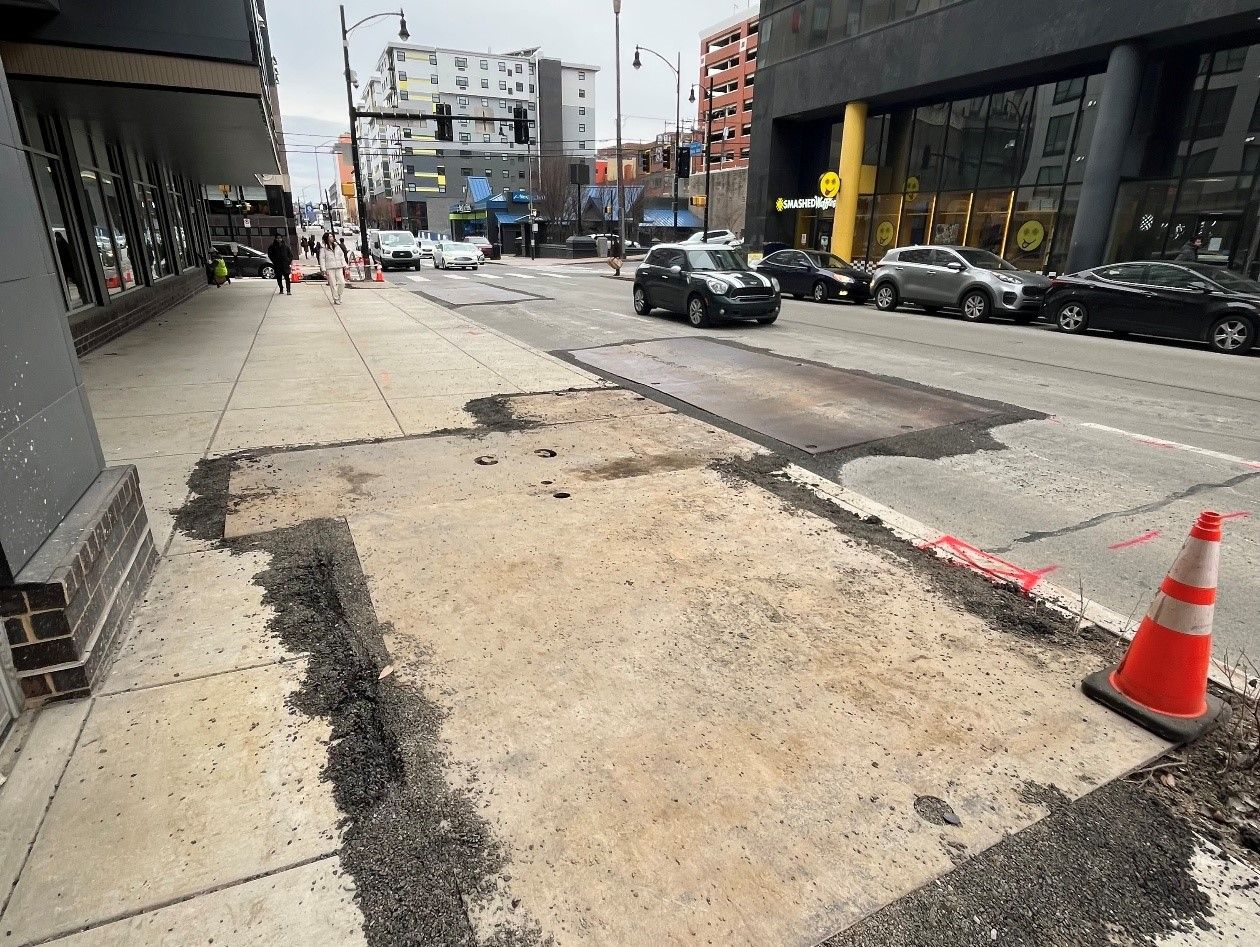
[1016,220,1045,252]
[818,171,840,199]
[876,220,895,246]
[775,196,837,212]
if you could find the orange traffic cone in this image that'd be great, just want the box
[373,262,385,283]
[290,260,302,283]
[1083,511,1226,742]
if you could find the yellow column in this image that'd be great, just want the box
[830,100,868,261]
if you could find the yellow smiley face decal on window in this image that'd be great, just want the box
[876,221,895,246]
[818,171,840,199]
[1017,220,1045,252]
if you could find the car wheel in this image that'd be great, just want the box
[687,294,714,328]
[961,290,990,322]
[633,286,653,315]
[260,265,275,280]
[1055,301,1088,334]
[756,314,778,325]
[1209,316,1255,355]
[812,281,829,303]
[873,282,898,311]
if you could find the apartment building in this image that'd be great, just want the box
[358,43,597,236]
[690,7,759,233]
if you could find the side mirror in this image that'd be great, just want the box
[946,261,964,272]
[669,265,683,275]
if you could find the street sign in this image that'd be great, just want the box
[689,141,702,156]
[242,218,252,228]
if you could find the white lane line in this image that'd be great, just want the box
[445,274,470,281]
[477,273,504,280]
[509,273,538,280]
[1080,422,1260,469]
[538,272,573,279]
[405,275,431,283]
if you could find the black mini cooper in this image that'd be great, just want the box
[633,244,782,327]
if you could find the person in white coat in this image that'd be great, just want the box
[319,232,350,304]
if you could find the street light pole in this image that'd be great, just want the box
[340,5,408,279]
[703,77,713,237]
[632,44,682,235]
[613,0,627,258]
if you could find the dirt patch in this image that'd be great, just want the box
[822,778,1213,947]
[823,412,1041,468]
[462,394,545,433]
[713,453,1099,649]
[227,518,547,947]
[576,451,710,482]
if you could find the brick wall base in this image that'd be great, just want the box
[71,268,207,356]
[1,467,157,705]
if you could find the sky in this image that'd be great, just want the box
[266,0,754,204]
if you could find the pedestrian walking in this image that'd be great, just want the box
[300,236,309,259]
[1174,238,1202,261]
[607,234,623,277]
[319,232,350,305]
[267,234,294,295]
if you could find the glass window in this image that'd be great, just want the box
[898,193,933,247]
[906,102,948,194]
[1097,263,1149,283]
[1143,264,1203,288]
[136,183,169,281]
[166,183,190,269]
[80,169,129,295]
[940,97,987,190]
[1109,179,1178,262]
[25,150,92,309]
[1053,77,1085,105]
[1042,114,1073,157]
[1194,87,1235,140]
[900,248,934,264]
[1004,185,1061,273]
[932,191,970,245]
[967,189,1012,254]
[978,88,1033,188]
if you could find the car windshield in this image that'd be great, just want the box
[379,233,413,246]
[806,252,852,271]
[954,248,1016,271]
[687,248,748,271]
[445,243,476,252]
[1184,263,1260,294]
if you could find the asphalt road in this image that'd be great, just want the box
[388,261,1260,658]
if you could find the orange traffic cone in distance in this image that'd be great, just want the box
[374,262,385,283]
[1083,511,1226,742]
[290,261,302,283]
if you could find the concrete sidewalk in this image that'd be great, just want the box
[0,277,1255,945]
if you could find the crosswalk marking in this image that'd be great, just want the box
[479,273,503,280]
[406,275,430,283]
[445,274,470,281]
[509,273,538,279]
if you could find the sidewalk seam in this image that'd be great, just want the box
[97,654,301,699]
[327,292,406,437]
[19,851,341,947]
[0,699,94,924]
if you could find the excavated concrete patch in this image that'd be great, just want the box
[210,396,1167,945]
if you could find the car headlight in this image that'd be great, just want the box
[770,277,780,292]
[995,273,1022,284]
[703,277,729,295]
[832,273,855,285]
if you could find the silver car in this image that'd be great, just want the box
[870,245,1051,323]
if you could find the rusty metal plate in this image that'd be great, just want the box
[569,337,999,454]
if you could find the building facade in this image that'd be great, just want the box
[1,0,287,728]
[687,7,759,234]
[747,0,1260,277]
[358,43,597,238]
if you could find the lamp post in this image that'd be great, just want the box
[612,0,628,258]
[689,78,714,237]
[632,44,682,234]
[341,5,408,279]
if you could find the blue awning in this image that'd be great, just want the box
[467,176,493,204]
[494,210,530,225]
[641,206,700,228]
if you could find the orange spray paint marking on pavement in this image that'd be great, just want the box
[1108,530,1161,550]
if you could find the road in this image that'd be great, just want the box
[387,259,1260,658]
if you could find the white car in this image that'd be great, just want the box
[684,229,742,247]
[418,239,437,259]
[434,241,483,270]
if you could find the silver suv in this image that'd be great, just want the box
[870,245,1051,323]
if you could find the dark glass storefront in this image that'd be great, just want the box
[832,72,1104,273]
[14,102,211,331]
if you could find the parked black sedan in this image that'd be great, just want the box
[633,244,781,327]
[755,249,871,304]
[212,241,277,280]
[1043,260,1259,355]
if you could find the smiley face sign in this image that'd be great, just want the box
[818,171,840,199]
[1016,220,1045,252]
[876,221,896,247]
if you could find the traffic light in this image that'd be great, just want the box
[676,146,691,178]
[434,103,453,141]
[662,146,671,170]
[640,150,650,174]
[513,106,529,145]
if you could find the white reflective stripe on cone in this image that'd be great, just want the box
[1147,592,1215,636]
[1166,535,1221,588]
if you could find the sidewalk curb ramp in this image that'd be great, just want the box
[1082,511,1227,743]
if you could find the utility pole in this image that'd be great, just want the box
[703,77,713,237]
[613,0,627,257]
